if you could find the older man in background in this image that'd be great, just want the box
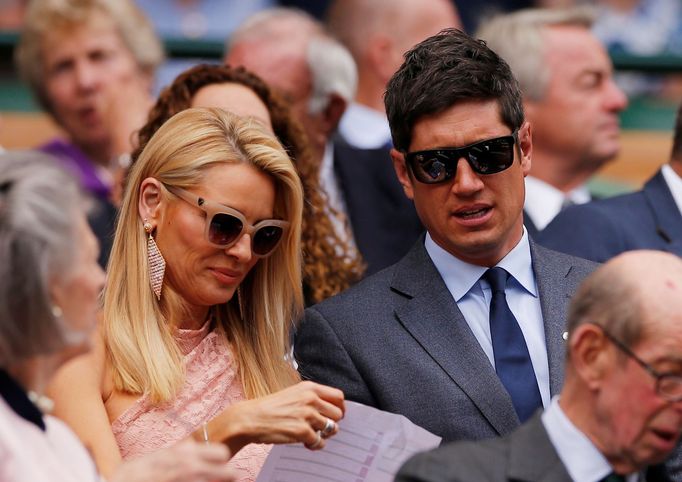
[477,7,628,236]
[226,7,423,275]
[398,250,682,481]
[326,0,461,150]
[540,100,682,262]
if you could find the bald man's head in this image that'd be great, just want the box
[327,0,461,111]
[567,250,682,355]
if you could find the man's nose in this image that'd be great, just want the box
[604,77,628,113]
[450,158,485,196]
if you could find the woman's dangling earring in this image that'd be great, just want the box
[144,219,165,300]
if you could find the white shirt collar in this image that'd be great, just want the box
[660,164,682,217]
[338,102,392,149]
[524,176,591,231]
[542,397,638,482]
[424,229,537,302]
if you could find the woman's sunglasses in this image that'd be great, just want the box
[164,185,289,257]
[405,130,518,184]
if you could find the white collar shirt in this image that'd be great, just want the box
[319,141,356,250]
[338,102,392,149]
[424,230,550,408]
[661,164,682,217]
[542,397,638,482]
[524,175,592,231]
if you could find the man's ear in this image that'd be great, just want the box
[518,121,532,177]
[568,323,613,391]
[391,148,414,200]
[138,177,164,226]
[319,92,348,138]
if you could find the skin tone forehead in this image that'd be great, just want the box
[612,254,682,364]
[409,100,510,151]
[191,83,274,133]
[542,25,613,83]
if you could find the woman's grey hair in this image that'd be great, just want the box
[0,151,83,365]
[476,6,595,101]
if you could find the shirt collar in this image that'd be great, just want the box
[542,397,637,482]
[424,229,537,302]
[524,176,591,231]
[338,102,392,149]
[0,369,45,431]
[661,164,682,217]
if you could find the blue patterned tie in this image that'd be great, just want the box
[484,267,543,422]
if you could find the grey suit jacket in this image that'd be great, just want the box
[294,238,597,443]
[395,414,571,482]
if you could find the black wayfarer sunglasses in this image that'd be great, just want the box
[405,130,519,184]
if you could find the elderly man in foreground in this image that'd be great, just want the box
[397,250,682,482]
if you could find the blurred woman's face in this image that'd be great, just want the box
[191,83,274,132]
[50,212,106,349]
[41,14,149,153]
[155,163,276,317]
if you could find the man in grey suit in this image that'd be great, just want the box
[294,28,596,443]
[397,250,682,481]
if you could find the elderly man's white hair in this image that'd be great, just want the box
[226,7,357,114]
[476,6,595,101]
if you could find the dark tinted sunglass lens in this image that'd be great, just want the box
[468,137,515,174]
[412,153,453,183]
[253,225,284,255]
[209,213,243,246]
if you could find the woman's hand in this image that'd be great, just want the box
[215,381,345,453]
[110,439,236,482]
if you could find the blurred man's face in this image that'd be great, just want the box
[226,40,324,152]
[596,320,682,471]
[392,100,531,267]
[526,25,627,172]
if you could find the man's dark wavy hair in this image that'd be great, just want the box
[385,28,525,153]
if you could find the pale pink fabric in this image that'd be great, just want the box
[0,397,101,481]
[112,321,270,482]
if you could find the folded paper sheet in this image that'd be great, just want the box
[256,401,441,482]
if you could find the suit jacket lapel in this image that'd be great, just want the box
[530,242,577,397]
[391,242,520,436]
[507,414,573,482]
[643,170,682,255]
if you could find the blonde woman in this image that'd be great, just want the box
[49,108,344,481]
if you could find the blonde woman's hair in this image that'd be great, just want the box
[15,0,164,112]
[105,107,303,402]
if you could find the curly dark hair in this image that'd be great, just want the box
[385,28,525,153]
[130,64,364,304]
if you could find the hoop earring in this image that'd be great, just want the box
[144,219,165,300]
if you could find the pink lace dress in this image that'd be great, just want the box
[111,321,270,482]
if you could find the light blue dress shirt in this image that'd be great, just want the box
[424,230,550,408]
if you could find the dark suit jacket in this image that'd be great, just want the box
[294,238,597,443]
[395,414,671,482]
[538,170,682,262]
[333,141,423,275]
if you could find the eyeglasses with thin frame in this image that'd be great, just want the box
[596,324,682,403]
[405,130,519,184]
[164,184,289,258]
